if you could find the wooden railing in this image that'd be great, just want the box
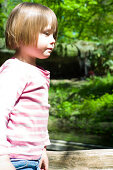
[47,149,113,169]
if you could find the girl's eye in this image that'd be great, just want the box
[44,32,50,36]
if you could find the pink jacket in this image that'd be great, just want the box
[0,58,50,160]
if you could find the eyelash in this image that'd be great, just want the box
[42,31,56,39]
[43,32,50,36]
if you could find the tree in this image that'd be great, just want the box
[0,0,113,42]
[52,0,113,42]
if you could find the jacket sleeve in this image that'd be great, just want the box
[44,130,51,146]
[0,63,26,155]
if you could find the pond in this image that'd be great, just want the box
[48,116,113,151]
[48,131,113,151]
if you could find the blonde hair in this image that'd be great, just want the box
[5,2,58,50]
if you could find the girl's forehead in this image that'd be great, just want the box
[40,14,57,33]
[43,24,56,34]
[44,24,52,30]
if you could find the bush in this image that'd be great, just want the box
[49,74,113,137]
[79,73,113,98]
[78,93,113,135]
[49,81,81,118]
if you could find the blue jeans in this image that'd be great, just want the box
[11,159,40,170]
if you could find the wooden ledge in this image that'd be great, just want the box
[47,149,113,169]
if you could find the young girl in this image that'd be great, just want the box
[0,2,57,170]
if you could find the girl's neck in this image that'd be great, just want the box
[14,49,37,67]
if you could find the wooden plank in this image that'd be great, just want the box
[47,149,113,169]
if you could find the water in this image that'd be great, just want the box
[48,115,113,150]
[49,130,113,150]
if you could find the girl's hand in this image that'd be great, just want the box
[0,155,16,170]
[39,147,49,170]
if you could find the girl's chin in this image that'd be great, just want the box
[37,55,50,59]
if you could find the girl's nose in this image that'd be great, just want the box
[50,35,55,44]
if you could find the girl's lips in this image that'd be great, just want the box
[47,48,53,52]
[47,48,53,50]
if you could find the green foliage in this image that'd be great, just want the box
[80,93,113,122]
[88,40,113,75]
[53,42,79,57]
[49,74,113,137]
[79,93,113,135]
[49,81,81,118]
[0,38,5,48]
[0,0,113,42]
[57,0,113,42]
[104,60,113,73]
[79,73,113,98]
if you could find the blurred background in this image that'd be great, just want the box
[0,0,113,148]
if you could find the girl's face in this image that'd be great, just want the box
[15,25,56,66]
[36,24,56,59]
